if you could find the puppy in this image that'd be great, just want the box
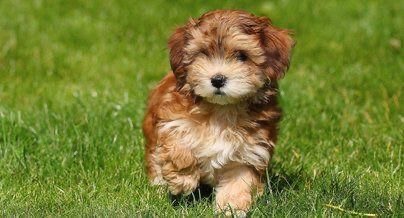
[143,10,294,214]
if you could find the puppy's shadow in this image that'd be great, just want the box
[170,184,214,207]
[264,166,306,196]
[168,167,306,208]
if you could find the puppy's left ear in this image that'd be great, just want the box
[168,25,188,88]
[258,17,295,80]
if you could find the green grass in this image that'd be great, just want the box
[0,0,402,216]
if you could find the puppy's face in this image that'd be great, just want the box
[169,10,294,105]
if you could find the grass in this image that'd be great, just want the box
[0,0,402,216]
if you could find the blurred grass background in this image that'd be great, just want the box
[0,0,402,216]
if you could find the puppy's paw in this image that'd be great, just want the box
[215,206,247,218]
[215,192,251,217]
[168,173,199,195]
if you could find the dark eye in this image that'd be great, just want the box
[235,51,248,62]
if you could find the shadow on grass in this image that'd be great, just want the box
[169,184,214,208]
[264,166,307,196]
[168,166,307,208]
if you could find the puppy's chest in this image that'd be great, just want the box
[159,112,271,182]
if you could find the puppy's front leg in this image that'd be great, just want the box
[215,165,264,216]
[161,145,200,195]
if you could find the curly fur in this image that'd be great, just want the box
[143,10,294,214]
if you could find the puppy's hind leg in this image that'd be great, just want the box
[147,148,166,186]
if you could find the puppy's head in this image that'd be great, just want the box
[168,10,294,105]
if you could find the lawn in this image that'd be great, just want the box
[0,0,402,216]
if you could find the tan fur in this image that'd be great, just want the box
[216,164,264,215]
[142,10,294,213]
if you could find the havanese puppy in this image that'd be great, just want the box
[143,10,294,215]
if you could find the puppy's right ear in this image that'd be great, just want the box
[168,26,188,88]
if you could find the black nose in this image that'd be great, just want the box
[211,74,227,88]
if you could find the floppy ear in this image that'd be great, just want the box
[258,17,294,80]
[168,26,188,88]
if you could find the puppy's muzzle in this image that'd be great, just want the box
[211,74,227,88]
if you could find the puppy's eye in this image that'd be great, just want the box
[235,51,248,62]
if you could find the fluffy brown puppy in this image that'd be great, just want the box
[143,10,294,214]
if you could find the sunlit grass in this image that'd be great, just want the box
[0,0,402,216]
